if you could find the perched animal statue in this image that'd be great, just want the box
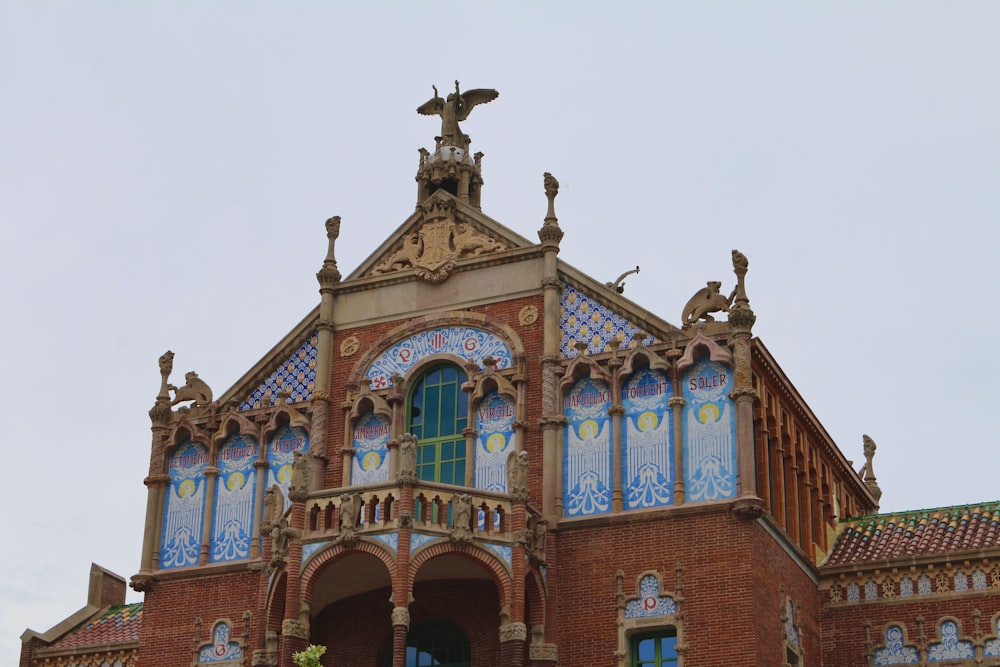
[417,81,499,149]
[169,371,212,407]
[682,281,734,325]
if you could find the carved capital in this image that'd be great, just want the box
[540,276,562,290]
[397,511,413,530]
[251,648,278,667]
[148,400,173,426]
[530,644,558,661]
[729,387,758,403]
[538,415,567,431]
[392,606,411,627]
[667,397,686,409]
[608,405,625,417]
[281,618,309,640]
[144,474,171,487]
[311,390,331,404]
[730,496,766,521]
[499,622,528,642]
[727,305,756,331]
[316,264,342,287]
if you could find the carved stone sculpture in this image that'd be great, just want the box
[288,450,312,499]
[398,433,418,484]
[526,514,547,565]
[507,450,529,501]
[169,371,213,407]
[450,493,474,544]
[339,493,361,532]
[681,281,734,325]
[417,81,499,149]
[261,484,284,534]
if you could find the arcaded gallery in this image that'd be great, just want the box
[21,87,1000,667]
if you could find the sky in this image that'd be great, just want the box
[2,2,998,662]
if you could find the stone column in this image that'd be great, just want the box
[537,173,564,520]
[391,606,410,667]
[668,396,686,504]
[609,405,625,512]
[499,622,527,666]
[313,216,342,488]
[200,466,219,564]
[726,250,762,519]
[140,353,175,575]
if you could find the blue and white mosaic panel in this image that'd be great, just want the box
[239,333,318,410]
[624,575,677,619]
[261,426,309,553]
[560,285,656,357]
[682,358,736,502]
[352,412,391,485]
[927,621,974,661]
[785,599,799,647]
[367,327,513,389]
[483,542,513,569]
[563,377,612,517]
[373,533,399,554]
[984,618,1000,657]
[475,390,515,492]
[301,541,329,564]
[622,369,673,510]
[874,626,919,665]
[211,434,259,563]
[161,440,209,570]
[198,622,242,663]
[410,532,442,553]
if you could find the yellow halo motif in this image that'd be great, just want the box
[178,479,196,498]
[362,451,382,471]
[698,403,720,424]
[228,472,245,491]
[277,464,292,484]
[579,419,599,440]
[487,433,506,453]
[638,411,658,432]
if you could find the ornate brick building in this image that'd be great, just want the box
[20,88,1000,667]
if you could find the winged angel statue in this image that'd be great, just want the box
[417,81,499,149]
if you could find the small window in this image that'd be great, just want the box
[386,620,471,667]
[632,629,678,667]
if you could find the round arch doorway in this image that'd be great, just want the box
[385,620,471,667]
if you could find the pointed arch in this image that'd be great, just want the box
[676,329,731,373]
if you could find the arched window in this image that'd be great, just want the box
[386,620,471,667]
[408,364,469,485]
[632,629,678,666]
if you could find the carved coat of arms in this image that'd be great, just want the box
[371,200,508,283]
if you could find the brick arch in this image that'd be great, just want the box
[409,541,513,604]
[349,310,526,386]
[525,567,546,628]
[300,540,396,607]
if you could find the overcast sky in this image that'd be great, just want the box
[3,2,999,661]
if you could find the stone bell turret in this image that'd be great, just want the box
[415,81,499,208]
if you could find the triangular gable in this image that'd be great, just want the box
[557,264,677,358]
[346,190,535,282]
[216,309,319,409]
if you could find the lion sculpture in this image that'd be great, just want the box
[682,281,734,325]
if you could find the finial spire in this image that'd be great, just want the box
[538,172,564,247]
[316,216,342,287]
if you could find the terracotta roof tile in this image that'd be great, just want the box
[824,501,1000,567]
[50,603,142,649]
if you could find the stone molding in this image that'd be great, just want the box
[499,622,527,642]
[281,618,309,640]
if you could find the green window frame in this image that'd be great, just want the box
[632,629,678,667]
[407,364,469,485]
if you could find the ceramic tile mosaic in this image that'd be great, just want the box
[873,626,919,665]
[559,285,655,357]
[239,333,318,410]
[198,621,242,663]
[301,541,329,564]
[409,532,441,553]
[366,326,513,389]
[51,603,143,649]
[483,542,512,569]
[624,575,677,619]
[373,532,399,554]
